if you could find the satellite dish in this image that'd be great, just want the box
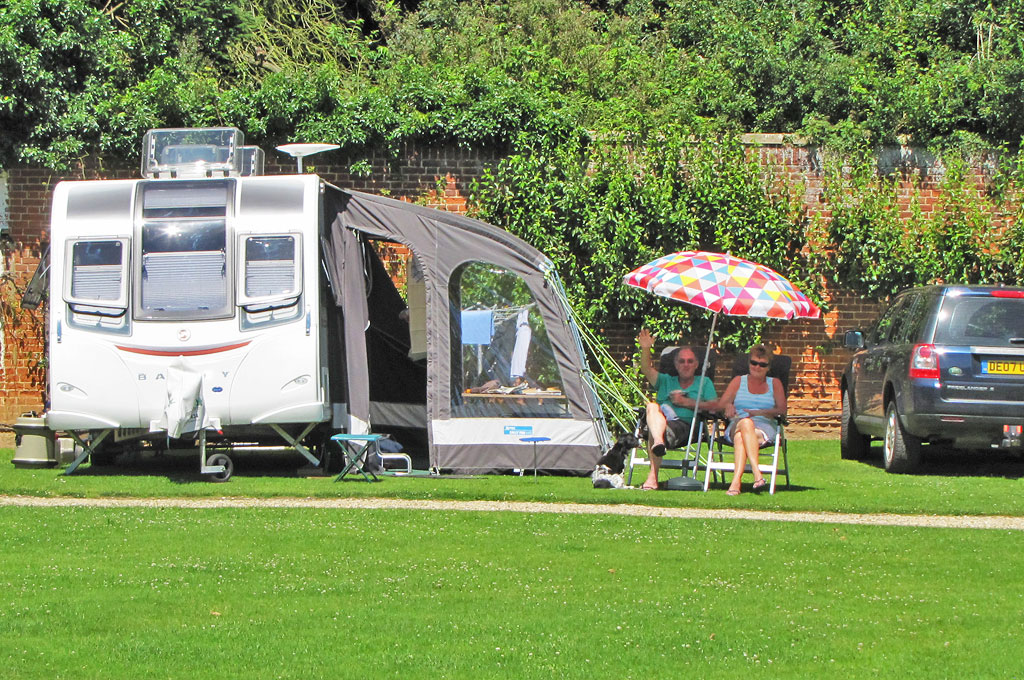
[275,143,340,173]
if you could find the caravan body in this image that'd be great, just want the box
[47,130,335,473]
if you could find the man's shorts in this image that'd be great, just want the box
[665,419,697,449]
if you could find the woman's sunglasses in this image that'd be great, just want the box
[749,359,770,368]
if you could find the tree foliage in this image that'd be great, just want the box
[0,0,241,166]
[4,0,1024,168]
[2,0,1023,340]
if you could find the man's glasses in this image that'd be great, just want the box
[749,359,770,368]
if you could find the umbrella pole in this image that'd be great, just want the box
[684,311,718,464]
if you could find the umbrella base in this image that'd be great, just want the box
[665,475,703,491]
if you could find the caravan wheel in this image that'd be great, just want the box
[205,454,233,483]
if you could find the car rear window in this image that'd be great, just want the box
[934,296,1024,346]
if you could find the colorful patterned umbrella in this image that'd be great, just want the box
[623,251,820,320]
[624,251,819,479]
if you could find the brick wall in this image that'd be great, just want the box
[0,137,1006,432]
[2,167,56,423]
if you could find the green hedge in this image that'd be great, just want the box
[471,130,1024,336]
[4,0,1024,169]
[4,0,1022,340]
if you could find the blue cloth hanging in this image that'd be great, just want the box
[461,310,494,345]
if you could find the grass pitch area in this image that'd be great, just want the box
[2,506,1021,679]
[3,440,1024,516]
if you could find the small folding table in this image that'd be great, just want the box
[331,433,384,482]
[519,436,551,479]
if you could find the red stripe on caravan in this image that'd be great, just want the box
[116,341,251,357]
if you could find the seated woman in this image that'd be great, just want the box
[717,344,787,496]
[637,329,719,490]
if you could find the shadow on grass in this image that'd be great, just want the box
[658,472,817,493]
[68,449,449,484]
[697,483,817,494]
[853,444,1024,479]
[69,450,333,484]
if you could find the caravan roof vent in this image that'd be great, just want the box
[239,146,265,177]
[141,128,245,179]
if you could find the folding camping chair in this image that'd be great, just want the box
[702,353,791,494]
[626,346,717,486]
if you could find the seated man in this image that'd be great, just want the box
[637,329,719,490]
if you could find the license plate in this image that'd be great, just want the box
[982,360,1024,375]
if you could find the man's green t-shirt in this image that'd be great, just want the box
[654,373,717,421]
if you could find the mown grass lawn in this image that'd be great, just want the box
[2,505,1022,679]
[3,440,1024,516]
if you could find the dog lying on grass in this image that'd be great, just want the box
[591,433,640,489]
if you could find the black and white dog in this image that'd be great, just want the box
[591,433,640,489]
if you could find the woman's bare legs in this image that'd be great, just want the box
[726,418,767,494]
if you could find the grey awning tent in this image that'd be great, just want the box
[322,187,611,473]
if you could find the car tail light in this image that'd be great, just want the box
[991,290,1024,298]
[909,343,940,379]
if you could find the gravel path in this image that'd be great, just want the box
[2,494,1022,531]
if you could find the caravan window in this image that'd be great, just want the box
[243,236,298,297]
[137,219,230,320]
[450,263,569,418]
[67,240,127,305]
[238,234,301,327]
[141,181,229,219]
[135,180,232,320]
[64,239,130,331]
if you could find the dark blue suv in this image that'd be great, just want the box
[841,285,1024,472]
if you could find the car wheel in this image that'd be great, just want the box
[840,389,870,460]
[883,401,922,473]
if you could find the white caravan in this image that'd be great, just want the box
[48,129,332,479]
[45,128,610,480]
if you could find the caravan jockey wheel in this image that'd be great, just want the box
[206,453,233,483]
